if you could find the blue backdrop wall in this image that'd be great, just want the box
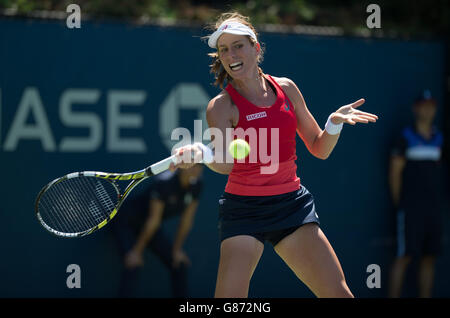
[0,17,448,297]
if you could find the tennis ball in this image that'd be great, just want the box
[228,139,250,160]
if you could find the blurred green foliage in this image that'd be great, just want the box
[0,0,448,37]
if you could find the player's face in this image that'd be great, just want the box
[217,33,260,80]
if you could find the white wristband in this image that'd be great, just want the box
[194,142,214,164]
[324,115,343,135]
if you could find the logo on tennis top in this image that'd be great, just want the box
[284,99,291,111]
[246,111,267,121]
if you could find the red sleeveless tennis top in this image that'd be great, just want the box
[224,74,300,196]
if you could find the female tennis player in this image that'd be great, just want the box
[171,12,378,298]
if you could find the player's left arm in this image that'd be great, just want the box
[172,200,199,267]
[277,77,378,159]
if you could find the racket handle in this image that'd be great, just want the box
[146,155,177,176]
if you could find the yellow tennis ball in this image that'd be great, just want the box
[228,139,250,160]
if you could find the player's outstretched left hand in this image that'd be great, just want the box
[330,98,378,125]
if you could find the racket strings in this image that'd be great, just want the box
[37,176,119,234]
[94,180,116,218]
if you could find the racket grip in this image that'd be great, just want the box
[147,155,177,176]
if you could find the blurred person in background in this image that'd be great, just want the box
[110,164,204,297]
[388,90,445,298]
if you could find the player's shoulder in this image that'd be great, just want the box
[269,75,303,109]
[268,75,297,90]
[207,89,233,116]
[208,89,231,107]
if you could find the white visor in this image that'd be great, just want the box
[208,21,257,48]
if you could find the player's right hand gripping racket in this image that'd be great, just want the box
[35,155,178,238]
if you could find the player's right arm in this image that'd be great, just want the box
[172,91,235,175]
[203,92,235,174]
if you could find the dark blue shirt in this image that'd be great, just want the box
[391,125,444,210]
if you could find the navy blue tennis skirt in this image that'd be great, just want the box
[218,185,320,246]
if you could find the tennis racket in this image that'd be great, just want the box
[35,154,179,238]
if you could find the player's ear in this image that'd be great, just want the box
[255,42,261,55]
